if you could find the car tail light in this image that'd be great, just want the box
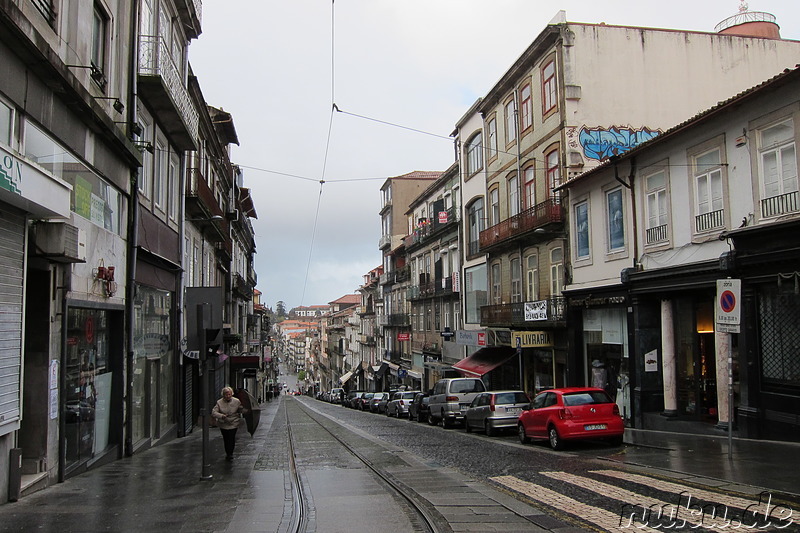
[489,396,496,412]
[446,396,458,402]
[613,404,620,416]
[558,408,574,420]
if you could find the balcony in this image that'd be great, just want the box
[176,0,203,39]
[378,234,392,250]
[646,224,668,245]
[761,191,799,219]
[405,208,458,252]
[695,209,724,233]
[479,198,564,252]
[186,168,225,219]
[138,35,198,150]
[480,297,566,327]
[233,273,253,299]
[387,314,410,327]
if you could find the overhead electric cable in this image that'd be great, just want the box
[335,106,453,141]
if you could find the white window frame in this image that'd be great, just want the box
[510,257,522,303]
[508,173,520,217]
[644,168,669,245]
[574,200,590,260]
[605,187,626,253]
[520,83,532,132]
[487,117,498,161]
[526,254,538,302]
[466,132,483,176]
[504,98,516,145]
[491,262,502,305]
[757,118,798,218]
[490,187,500,226]
[550,247,564,296]
[542,60,557,114]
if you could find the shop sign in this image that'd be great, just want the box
[438,211,448,224]
[524,300,548,321]
[456,330,486,346]
[0,149,23,195]
[511,331,554,348]
[397,333,411,341]
[644,349,659,372]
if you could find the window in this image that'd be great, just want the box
[154,137,167,210]
[467,198,484,256]
[466,132,483,176]
[550,247,564,295]
[645,170,668,244]
[693,148,724,232]
[0,100,13,146]
[32,0,57,26]
[505,98,516,144]
[575,201,590,259]
[546,149,561,200]
[758,119,798,218]
[520,84,532,131]
[168,153,179,221]
[542,60,557,114]
[508,174,520,217]
[24,121,122,234]
[91,5,108,77]
[487,117,498,160]
[491,263,501,305]
[526,254,538,301]
[606,188,625,251]
[511,257,522,303]
[138,111,153,198]
[523,166,535,210]
[490,188,500,225]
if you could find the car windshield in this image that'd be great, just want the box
[451,380,483,393]
[401,392,417,399]
[494,392,529,405]
[562,391,612,406]
[363,393,373,399]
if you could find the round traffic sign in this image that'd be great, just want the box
[719,290,736,313]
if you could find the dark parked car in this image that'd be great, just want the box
[517,387,624,450]
[408,392,430,423]
[369,392,389,413]
[356,392,374,410]
[464,390,529,436]
[345,391,365,408]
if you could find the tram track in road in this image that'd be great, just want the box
[284,397,443,533]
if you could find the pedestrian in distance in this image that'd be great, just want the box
[212,386,244,461]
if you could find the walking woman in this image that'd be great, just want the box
[212,386,243,460]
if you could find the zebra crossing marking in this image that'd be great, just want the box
[491,475,661,532]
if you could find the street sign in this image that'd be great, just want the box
[716,279,741,333]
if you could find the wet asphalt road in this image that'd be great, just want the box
[303,397,800,532]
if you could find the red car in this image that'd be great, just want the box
[517,387,624,450]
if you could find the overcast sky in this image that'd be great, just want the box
[189,1,800,311]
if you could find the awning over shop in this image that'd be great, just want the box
[339,370,354,385]
[452,347,516,377]
[407,370,423,380]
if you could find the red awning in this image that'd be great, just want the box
[452,347,517,377]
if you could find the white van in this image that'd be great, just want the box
[428,378,486,428]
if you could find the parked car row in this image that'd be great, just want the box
[319,378,625,450]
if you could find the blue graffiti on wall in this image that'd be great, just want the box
[578,126,661,161]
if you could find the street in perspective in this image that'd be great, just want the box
[1,1,800,532]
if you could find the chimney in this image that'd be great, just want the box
[715,1,781,39]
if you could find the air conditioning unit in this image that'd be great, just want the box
[32,222,86,263]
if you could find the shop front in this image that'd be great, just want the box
[131,284,176,450]
[63,305,124,476]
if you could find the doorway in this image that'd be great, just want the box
[675,299,717,419]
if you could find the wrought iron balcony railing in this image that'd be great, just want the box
[480,297,566,327]
[479,198,564,250]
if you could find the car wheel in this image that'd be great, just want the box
[608,434,624,446]
[442,417,454,429]
[548,426,565,450]
[428,415,439,426]
[486,421,497,437]
[518,424,530,444]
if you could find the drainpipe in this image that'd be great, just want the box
[124,0,142,457]
[613,157,638,267]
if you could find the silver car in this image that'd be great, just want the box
[428,378,486,428]
[465,390,529,436]
[386,390,420,417]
